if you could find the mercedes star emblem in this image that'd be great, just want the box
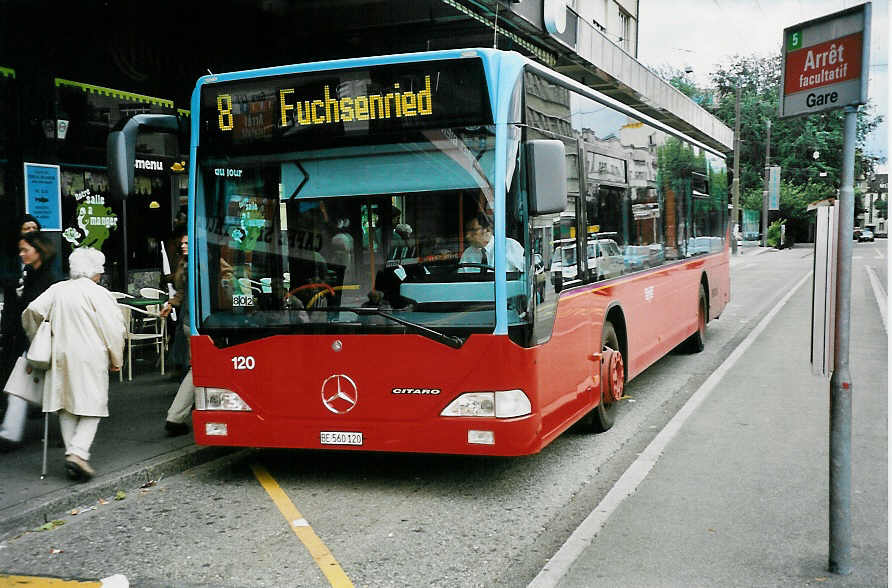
[321,374,358,414]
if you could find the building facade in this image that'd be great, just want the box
[0,0,729,295]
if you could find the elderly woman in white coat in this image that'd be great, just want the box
[22,247,125,481]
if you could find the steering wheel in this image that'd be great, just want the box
[284,283,335,309]
[455,262,493,272]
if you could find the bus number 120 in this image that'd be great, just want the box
[232,356,256,370]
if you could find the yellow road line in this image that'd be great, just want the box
[250,464,354,588]
[0,575,100,586]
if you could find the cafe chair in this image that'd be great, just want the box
[118,303,166,381]
[138,287,167,328]
[139,287,166,306]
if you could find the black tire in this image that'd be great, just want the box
[684,285,707,353]
[592,321,623,433]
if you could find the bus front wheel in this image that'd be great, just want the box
[593,321,623,432]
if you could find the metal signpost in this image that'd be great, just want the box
[779,2,871,575]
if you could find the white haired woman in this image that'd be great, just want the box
[22,247,125,481]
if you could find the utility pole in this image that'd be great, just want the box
[732,84,741,254]
[761,119,771,247]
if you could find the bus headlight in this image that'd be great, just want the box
[195,387,252,411]
[440,390,531,418]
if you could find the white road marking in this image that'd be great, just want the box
[865,265,887,333]
[528,271,812,588]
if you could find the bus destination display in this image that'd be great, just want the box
[200,58,491,152]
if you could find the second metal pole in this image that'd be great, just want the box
[761,119,771,247]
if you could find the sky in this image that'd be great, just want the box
[637,0,889,163]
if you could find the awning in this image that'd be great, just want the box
[54,78,173,109]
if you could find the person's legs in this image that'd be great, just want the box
[68,415,100,461]
[166,368,194,424]
[183,323,191,365]
[60,410,99,480]
[0,394,29,443]
[58,409,77,454]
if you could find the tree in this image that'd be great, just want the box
[650,65,714,108]
[741,180,834,243]
[708,55,883,196]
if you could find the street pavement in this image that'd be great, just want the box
[536,242,888,586]
[0,241,886,587]
[0,368,233,540]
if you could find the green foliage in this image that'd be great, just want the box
[740,181,834,242]
[854,191,867,215]
[741,187,762,211]
[650,53,884,243]
[651,65,714,108]
[708,55,883,196]
[656,137,709,195]
[766,219,786,248]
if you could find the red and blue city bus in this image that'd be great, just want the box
[109,48,729,455]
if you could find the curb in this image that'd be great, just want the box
[0,444,236,540]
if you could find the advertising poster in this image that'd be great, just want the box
[24,162,62,230]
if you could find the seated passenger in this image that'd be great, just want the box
[459,213,524,273]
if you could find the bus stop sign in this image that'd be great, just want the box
[779,2,870,118]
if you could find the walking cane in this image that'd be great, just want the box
[40,412,48,479]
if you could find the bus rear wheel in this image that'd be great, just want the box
[593,321,623,433]
[683,284,707,353]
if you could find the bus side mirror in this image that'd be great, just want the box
[107,114,180,200]
[526,139,568,215]
[107,130,136,200]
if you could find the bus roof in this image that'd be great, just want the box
[190,48,725,159]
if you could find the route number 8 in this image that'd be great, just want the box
[217,94,234,131]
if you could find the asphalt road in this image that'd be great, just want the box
[0,243,883,587]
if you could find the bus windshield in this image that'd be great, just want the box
[194,126,529,338]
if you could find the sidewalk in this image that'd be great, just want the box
[0,369,232,538]
[543,259,887,585]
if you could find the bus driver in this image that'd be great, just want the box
[459,212,524,273]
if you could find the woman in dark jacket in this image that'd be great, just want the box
[0,231,61,447]
[0,215,43,377]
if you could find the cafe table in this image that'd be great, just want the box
[118,296,167,310]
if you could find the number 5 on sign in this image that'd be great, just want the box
[789,30,802,50]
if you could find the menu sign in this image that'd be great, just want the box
[24,163,62,230]
[780,3,870,118]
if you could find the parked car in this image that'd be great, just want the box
[586,238,624,281]
[858,228,875,242]
[624,244,663,272]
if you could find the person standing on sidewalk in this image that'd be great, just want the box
[22,247,125,480]
[0,231,61,449]
[1,215,45,382]
[163,225,189,380]
[160,232,193,436]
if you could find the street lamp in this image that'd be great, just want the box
[41,118,69,140]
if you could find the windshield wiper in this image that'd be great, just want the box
[324,306,464,349]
